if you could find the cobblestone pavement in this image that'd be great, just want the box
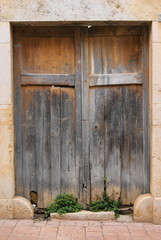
[0,219,161,240]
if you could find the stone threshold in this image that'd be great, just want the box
[50,210,115,221]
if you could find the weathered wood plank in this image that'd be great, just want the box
[142,28,150,193]
[89,73,143,86]
[21,74,75,86]
[42,87,52,207]
[13,26,76,37]
[120,87,131,204]
[88,35,142,75]
[60,88,76,194]
[21,87,36,201]
[14,36,23,196]
[75,28,82,202]
[88,26,143,37]
[89,87,105,201]
[34,86,44,207]
[128,86,143,204]
[104,86,122,201]
[20,37,75,75]
[51,87,61,199]
[82,27,90,206]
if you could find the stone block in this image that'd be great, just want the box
[0,43,12,105]
[152,22,161,43]
[51,210,115,221]
[0,199,13,219]
[0,112,14,198]
[151,103,161,126]
[133,194,153,223]
[13,196,34,219]
[151,126,161,196]
[0,22,10,43]
[151,43,161,104]
[153,197,161,224]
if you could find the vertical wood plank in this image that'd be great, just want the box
[75,28,82,202]
[60,88,76,195]
[34,86,44,207]
[104,86,122,201]
[82,27,90,206]
[128,86,143,203]
[14,36,23,196]
[89,87,105,200]
[51,87,61,199]
[120,87,131,205]
[21,87,36,201]
[42,87,51,206]
[142,28,150,193]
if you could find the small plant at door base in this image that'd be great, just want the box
[45,193,83,216]
[87,194,120,219]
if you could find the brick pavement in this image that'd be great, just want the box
[0,219,161,240]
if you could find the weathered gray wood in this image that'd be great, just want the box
[75,28,82,202]
[82,27,90,206]
[89,73,143,86]
[60,88,76,194]
[51,87,61,200]
[34,86,44,207]
[21,87,36,201]
[14,36,23,196]
[89,87,105,201]
[42,87,52,207]
[142,28,150,193]
[120,87,131,204]
[128,86,143,204]
[21,74,75,86]
[104,86,122,201]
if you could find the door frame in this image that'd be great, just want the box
[13,25,149,207]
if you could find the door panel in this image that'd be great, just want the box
[88,27,148,205]
[20,86,76,207]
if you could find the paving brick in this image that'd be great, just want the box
[3,220,18,228]
[8,233,24,240]
[33,221,47,227]
[0,234,10,240]
[86,231,103,240]
[16,220,33,226]
[47,220,60,226]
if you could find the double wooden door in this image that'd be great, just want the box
[14,26,149,207]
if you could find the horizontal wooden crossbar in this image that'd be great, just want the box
[21,74,75,86]
[89,73,143,86]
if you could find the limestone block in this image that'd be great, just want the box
[0,22,10,43]
[153,197,161,224]
[0,105,14,199]
[151,43,161,104]
[151,103,161,126]
[133,194,153,223]
[13,196,34,219]
[51,210,115,221]
[0,199,13,219]
[0,43,12,105]
[151,126,161,196]
[152,22,161,43]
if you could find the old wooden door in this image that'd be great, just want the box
[14,26,149,207]
[83,27,149,205]
[14,27,82,207]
